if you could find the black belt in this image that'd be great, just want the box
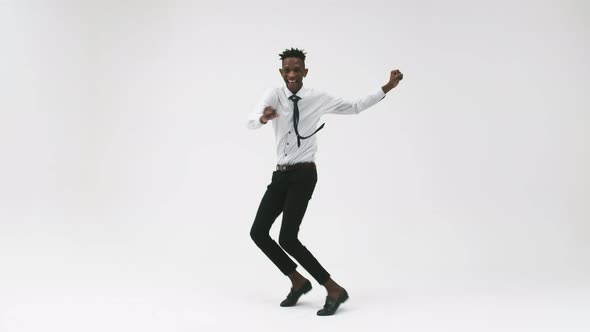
[276,162,316,172]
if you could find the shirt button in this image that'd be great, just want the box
[288,131,291,134]
[287,143,289,145]
[285,154,287,156]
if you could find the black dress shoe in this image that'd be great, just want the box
[317,289,349,316]
[280,280,312,307]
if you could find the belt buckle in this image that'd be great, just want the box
[277,164,287,172]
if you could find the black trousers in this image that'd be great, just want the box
[250,166,331,284]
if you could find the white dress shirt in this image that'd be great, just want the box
[247,85,386,165]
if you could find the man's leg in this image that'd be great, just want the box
[250,171,298,276]
[277,167,349,315]
[277,167,331,284]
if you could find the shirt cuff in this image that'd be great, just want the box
[247,116,265,129]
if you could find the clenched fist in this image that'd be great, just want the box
[260,106,278,124]
[382,69,404,93]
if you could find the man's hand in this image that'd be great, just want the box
[382,69,404,94]
[260,106,278,124]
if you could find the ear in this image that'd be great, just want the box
[303,68,309,77]
[279,68,284,76]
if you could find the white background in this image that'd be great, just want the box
[1,0,589,331]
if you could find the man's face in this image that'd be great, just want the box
[279,57,308,94]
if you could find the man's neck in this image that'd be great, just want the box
[287,85,303,95]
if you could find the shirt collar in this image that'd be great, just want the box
[282,85,307,100]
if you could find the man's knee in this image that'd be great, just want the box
[250,224,267,244]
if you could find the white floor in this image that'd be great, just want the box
[1,282,588,332]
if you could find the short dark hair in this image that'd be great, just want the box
[279,48,306,64]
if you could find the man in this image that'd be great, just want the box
[247,48,403,316]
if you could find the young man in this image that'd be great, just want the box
[247,48,403,316]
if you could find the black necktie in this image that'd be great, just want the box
[290,95,325,147]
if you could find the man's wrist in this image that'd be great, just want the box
[381,82,395,94]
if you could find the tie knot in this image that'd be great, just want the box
[289,95,301,103]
